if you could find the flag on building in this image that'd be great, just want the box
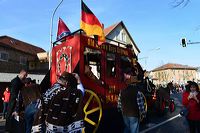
[57,18,71,40]
[80,0,105,43]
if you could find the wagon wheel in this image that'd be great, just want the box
[140,92,147,121]
[83,89,102,133]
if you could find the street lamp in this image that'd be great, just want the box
[49,0,64,69]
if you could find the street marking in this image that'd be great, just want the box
[140,114,181,133]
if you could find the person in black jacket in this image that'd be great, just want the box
[32,72,84,133]
[13,78,41,133]
[5,69,27,132]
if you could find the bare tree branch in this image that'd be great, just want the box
[170,0,190,8]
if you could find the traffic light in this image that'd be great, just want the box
[181,38,187,47]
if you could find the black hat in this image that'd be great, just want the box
[59,71,77,88]
[123,68,132,74]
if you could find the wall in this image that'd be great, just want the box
[0,46,35,73]
[152,69,197,85]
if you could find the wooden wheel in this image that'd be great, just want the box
[83,89,102,133]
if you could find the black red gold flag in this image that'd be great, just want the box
[80,0,105,43]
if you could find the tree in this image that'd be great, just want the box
[171,0,190,8]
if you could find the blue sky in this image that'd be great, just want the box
[0,0,200,70]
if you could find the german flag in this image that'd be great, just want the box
[80,0,105,43]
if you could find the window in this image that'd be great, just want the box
[120,56,131,71]
[106,53,116,77]
[0,51,9,61]
[115,31,120,40]
[121,33,126,42]
[20,56,27,65]
[84,47,101,80]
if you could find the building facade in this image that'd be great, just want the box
[0,36,47,73]
[151,63,198,85]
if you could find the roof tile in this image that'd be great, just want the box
[0,36,45,55]
[152,63,197,71]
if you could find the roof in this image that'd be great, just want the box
[104,22,119,36]
[0,72,45,83]
[104,21,140,53]
[152,63,198,72]
[0,36,45,55]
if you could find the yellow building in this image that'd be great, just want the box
[151,63,198,85]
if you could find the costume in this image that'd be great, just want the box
[32,83,84,133]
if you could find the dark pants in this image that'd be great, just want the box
[5,100,16,132]
[3,102,9,118]
[188,120,200,133]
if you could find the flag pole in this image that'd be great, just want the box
[49,0,64,69]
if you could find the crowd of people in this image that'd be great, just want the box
[1,68,199,133]
[0,67,147,133]
[2,70,85,133]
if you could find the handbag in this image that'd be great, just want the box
[180,106,189,117]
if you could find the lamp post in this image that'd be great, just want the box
[49,0,64,69]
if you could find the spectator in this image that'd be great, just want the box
[2,87,10,119]
[12,77,41,133]
[182,81,200,133]
[32,72,84,133]
[5,69,27,132]
[118,68,146,133]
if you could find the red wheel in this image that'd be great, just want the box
[169,101,175,112]
[161,101,165,112]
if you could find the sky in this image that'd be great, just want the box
[0,0,200,71]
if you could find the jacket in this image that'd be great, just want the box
[120,84,139,117]
[5,76,24,131]
[182,91,200,120]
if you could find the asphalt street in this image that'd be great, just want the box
[140,92,190,133]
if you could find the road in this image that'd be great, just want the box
[140,92,190,133]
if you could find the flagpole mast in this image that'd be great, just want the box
[49,0,64,69]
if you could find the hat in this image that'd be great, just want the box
[59,71,77,88]
[123,68,132,74]
[60,71,69,79]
